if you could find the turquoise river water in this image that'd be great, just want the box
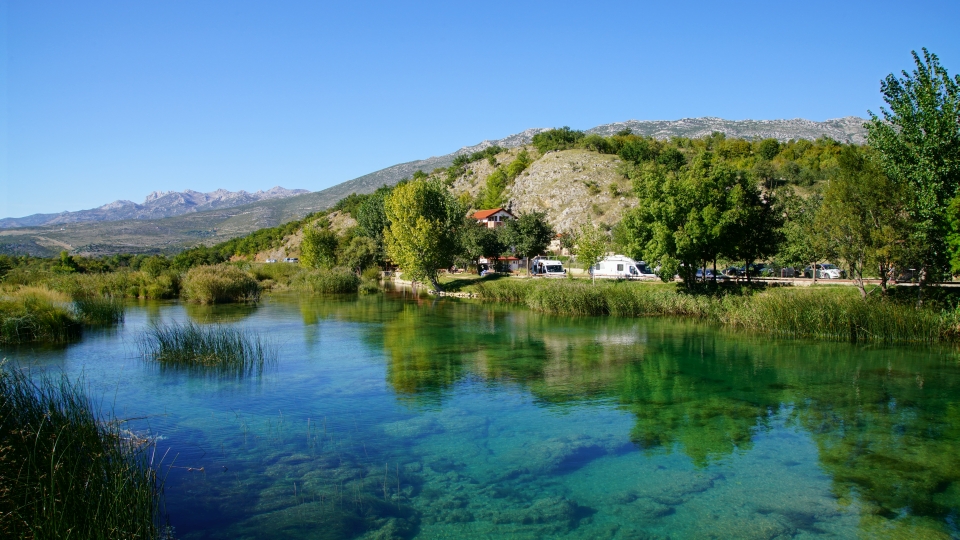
[3,292,960,539]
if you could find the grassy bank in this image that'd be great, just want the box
[472,279,957,344]
[0,287,82,345]
[138,322,277,377]
[0,361,163,538]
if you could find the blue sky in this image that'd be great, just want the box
[3,0,959,217]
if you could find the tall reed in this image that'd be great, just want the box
[74,295,125,326]
[181,265,261,304]
[0,287,81,344]
[725,287,949,343]
[293,267,361,294]
[138,322,277,377]
[0,361,163,538]
[473,279,955,344]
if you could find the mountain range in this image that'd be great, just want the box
[0,187,308,229]
[0,117,869,257]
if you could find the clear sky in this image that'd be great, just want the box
[2,0,959,218]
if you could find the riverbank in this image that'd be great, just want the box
[465,278,959,344]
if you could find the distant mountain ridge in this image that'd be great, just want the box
[0,116,869,256]
[336,117,867,196]
[0,186,308,229]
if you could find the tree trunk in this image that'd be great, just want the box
[429,273,443,293]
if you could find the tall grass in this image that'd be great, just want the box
[0,361,163,538]
[138,322,277,377]
[725,287,950,343]
[293,267,361,294]
[474,279,955,344]
[74,295,125,326]
[181,265,261,304]
[0,287,81,345]
[49,271,180,300]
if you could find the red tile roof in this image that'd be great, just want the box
[473,208,514,220]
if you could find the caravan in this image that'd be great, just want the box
[591,255,657,280]
[530,257,566,277]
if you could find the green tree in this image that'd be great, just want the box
[460,218,506,271]
[384,179,464,291]
[140,255,170,279]
[339,236,378,274]
[478,168,509,209]
[504,211,555,274]
[775,189,824,280]
[575,220,608,283]
[757,138,781,160]
[355,186,393,265]
[818,147,909,296]
[617,155,755,283]
[301,225,340,269]
[867,48,960,288]
[532,127,585,153]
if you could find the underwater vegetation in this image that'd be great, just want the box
[0,361,163,539]
[138,321,277,377]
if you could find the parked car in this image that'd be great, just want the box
[283,257,299,263]
[741,263,774,277]
[803,264,844,279]
[695,268,728,281]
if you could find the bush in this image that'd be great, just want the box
[0,362,163,538]
[181,265,261,304]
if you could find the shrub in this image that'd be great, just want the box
[181,265,260,304]
[0,361,163,538]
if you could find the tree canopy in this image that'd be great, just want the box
[384,179,464,291]
[868,48,960,286]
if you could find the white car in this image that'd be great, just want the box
[805,264,844,279]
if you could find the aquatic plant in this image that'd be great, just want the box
[138,322,277,376]
[0,287,81,344]
[0,361,163,538]
[294,267,361,294]
[725,287,949,343]
[74,295,125,325]
[181,264,261,304]
[48,270,181,300]
[474,279,955,343]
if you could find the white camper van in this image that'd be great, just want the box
[591,255,657,280]
[531,257,566,277]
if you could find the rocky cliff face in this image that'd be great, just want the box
[0,187,308,229]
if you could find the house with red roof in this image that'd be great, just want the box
[472,208,515,228]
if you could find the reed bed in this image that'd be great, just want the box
[0,287,81,344]
[294,268,361,294]
[48,271,180,300]
[474,279,956,344]
[725,287,950,343]
[138,322,277,376]
[74,295,125,326]
[0,361,163,538]
[181,265,261,304]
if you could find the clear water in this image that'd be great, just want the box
[4,292,960,539]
